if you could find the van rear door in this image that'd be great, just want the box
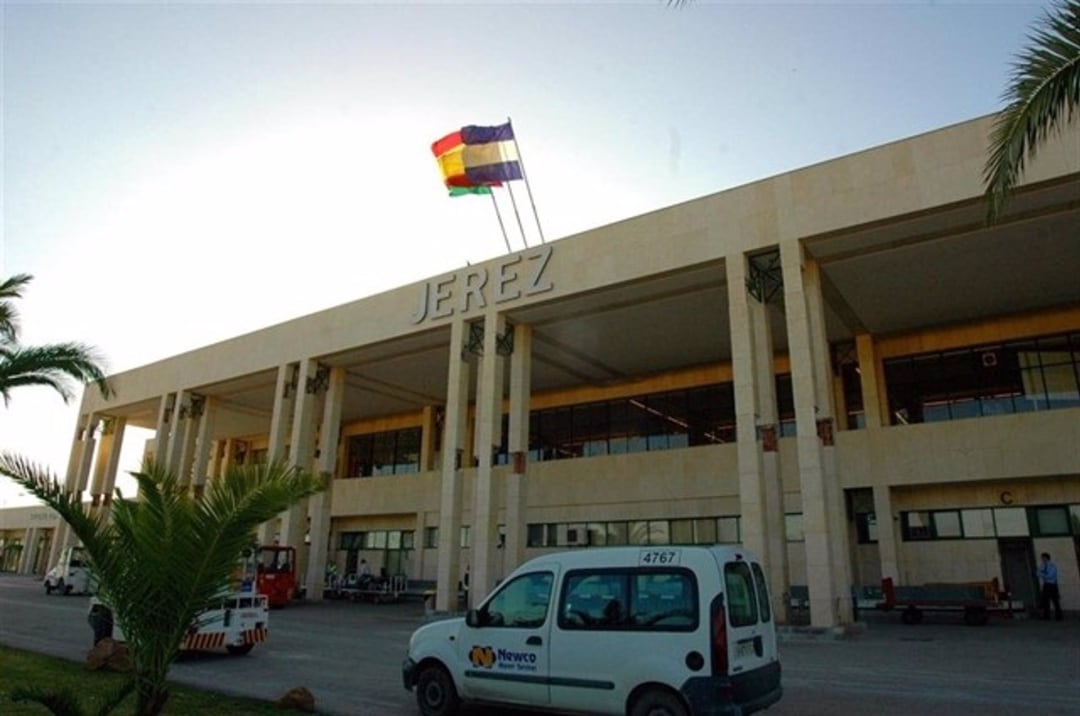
[722,558,774,675]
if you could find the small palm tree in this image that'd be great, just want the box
[0,273,112,405]
[0,454,327,716]
[984,0,1080,221]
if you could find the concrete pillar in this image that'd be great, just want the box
[152,393,175,467]
[89,417,118,507]
[189,396,215,495]
[420,405,437,473]
[50,414,94,567]
[781,240,852,627]
[259,364,298,544]
[504,322,532,576]
[855,333,884,430]
[92,416,126,515]
[268,364,297,464]
[727,253,788,618]
[280,359,319,553]
[873,484,901,582]
[436,319,471,611]
[164,390,188,476]
[175,394,203,486]
[471,312,506,602]
[304,365,344,602]
[17,527,37,574]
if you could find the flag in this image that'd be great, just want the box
[448,185,493,197]
[432,122,523,193]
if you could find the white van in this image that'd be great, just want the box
[402,545,781,716]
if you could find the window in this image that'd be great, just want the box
[423,527,438,549]
[961,509,995,538]
[902,511,933,540]
[883,331,1080,425]
[460,525,471,548]
[994,508,1029,537]
[478,571,553,629]
[345,427,422,477]
[854,512,878,544]
[1032,506,1071,536]
[933,511,962,538]
[724,561,759,627]
[559,569,697,631]
[784,513,804,542]
[717,517,740,544]
[751,562,773,623]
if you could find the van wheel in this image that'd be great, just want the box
[226,644,254,656]
[44,582,54,595]
[901,607,922,625]
[415,663,460,716]
[631,689,688,716]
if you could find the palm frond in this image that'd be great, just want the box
[0,342,113,403]
[984,0,1080,222]
[0,273,32,343]
[10,684,90,716]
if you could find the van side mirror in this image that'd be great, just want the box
[465,608,484,627]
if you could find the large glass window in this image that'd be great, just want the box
[884,331,1080,425]
[509,382,745,465]
[345,427,421,477]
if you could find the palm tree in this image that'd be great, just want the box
[0,273,112,404]
[984,0,1080,221]
[0,454,327,716]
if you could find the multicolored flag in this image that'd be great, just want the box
[432,122,523,195]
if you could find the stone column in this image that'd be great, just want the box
[258,364,298,544]
[504,322,531,576]
[781,240,852,627]
[175,394,203,486]
[420,405,437,472]
[18,527,38,574]
[189,396,214,496]
[101,416,126,506]
[89,417,117,507]
[305,365,344,602]
[280,359,320,553]
[436,319,471,612]
[164,390,189,476]
[855,333,884,430]
[152,393,175,467]
[471,312,507,602]
[727,252,788,618]
[873,484,901,583]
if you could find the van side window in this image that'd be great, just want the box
[724,561,759,627]
[559,569,697,631]
[479,571,553,628]
[750,562,772,623]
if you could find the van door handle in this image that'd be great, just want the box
[526,636,542,645]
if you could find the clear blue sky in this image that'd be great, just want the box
[0,0,1052,506]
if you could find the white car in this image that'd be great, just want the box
[403,545,781,716]
[43,545,93,596]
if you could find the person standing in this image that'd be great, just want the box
[1037,552,1063,621]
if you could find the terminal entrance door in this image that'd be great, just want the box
[998,538,1038,614]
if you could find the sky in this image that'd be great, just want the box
[0,0,1054,507]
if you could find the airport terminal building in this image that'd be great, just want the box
[2,114,1077,627]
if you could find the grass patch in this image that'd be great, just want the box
[0,646,308,715]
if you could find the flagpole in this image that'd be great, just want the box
[489,190,512,254]
[506,182,529,249]
[507,116,545,244]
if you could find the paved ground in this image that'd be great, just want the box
[2,574,1078,715]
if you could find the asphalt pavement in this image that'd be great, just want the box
[2,574,1078,716]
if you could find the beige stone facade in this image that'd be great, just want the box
[8,114,1079,627]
